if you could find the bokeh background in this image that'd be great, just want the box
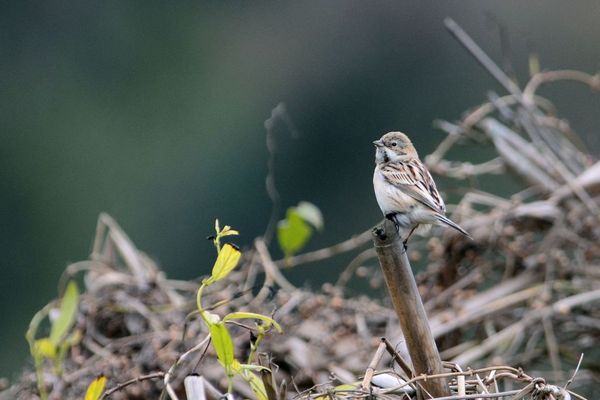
[1,1,599,379]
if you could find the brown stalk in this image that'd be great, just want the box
[372,219,450,398]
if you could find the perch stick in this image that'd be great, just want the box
[372,219,450,397]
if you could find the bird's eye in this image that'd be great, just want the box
[391,142,397,147]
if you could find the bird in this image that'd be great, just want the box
[372,131,470,245]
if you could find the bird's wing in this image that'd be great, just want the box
[380,160,446,213]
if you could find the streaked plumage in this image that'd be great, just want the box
[373,131,470,243]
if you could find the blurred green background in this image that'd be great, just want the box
[1,1,599,378]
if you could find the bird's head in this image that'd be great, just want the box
[373,131,417,163]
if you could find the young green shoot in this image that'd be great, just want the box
[195,220,282,398]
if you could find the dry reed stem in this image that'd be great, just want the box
[373,219,450,398]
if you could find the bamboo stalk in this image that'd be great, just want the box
[372,219,450,398]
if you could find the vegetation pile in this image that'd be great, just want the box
[2,18,600,400]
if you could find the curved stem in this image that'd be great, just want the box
[196,283,209,324]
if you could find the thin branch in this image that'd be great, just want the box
[542,315,562,382]
[101,372,165,400]
[379,366,531,395]
[164,335,211,400]
[335,247,377,288]
[382,338,414,379]
[564,353,584,390]
[444,18,521,96]
[428,389,522,399]
[361,340,387,391]
[523,70,600,106]
[255,238,296,292]
[274,229,372,268]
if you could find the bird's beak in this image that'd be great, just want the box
[373,139,383,147]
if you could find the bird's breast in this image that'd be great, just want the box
[373,168,417,214]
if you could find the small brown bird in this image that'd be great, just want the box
[373,131,470,244]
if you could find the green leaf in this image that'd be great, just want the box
[209,322,235,370]
[239,363,271,372]
[50,281,79,346]
[220,225,239,237]
[528,53,540,76]
[241,369,268,400]
[335,383,359,391]
[314,384,358,400]
[209,243,242,283]
[203,311,221,325]
[84,375,107,400]
[296,201,324,230]
[277,210,311,257]
[223,312,283,333]
[34,338,57,359]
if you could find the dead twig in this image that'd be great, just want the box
[361,340,387,391]
[274,229,372,269]
[523,70,600,106]
[100,372,165,400]
[444,17,521,96]
[164,335,211,400]
[254,238,296,305]
[564,353,584,390]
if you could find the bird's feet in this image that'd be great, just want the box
[402,225,418,251]
[385,213,402,233]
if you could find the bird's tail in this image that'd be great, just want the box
[436,214,471,239]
